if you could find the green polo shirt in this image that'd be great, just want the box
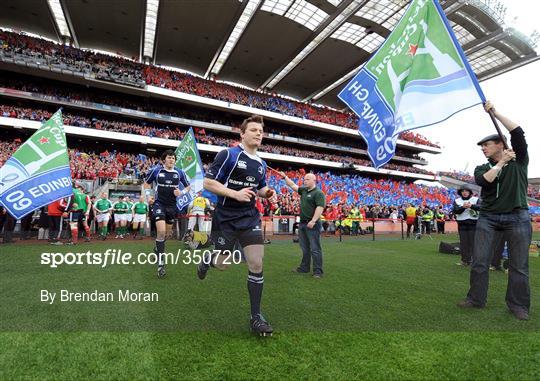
[474,127,528,213]
[298,186,326,223]
[95,198,112,213]
[113,201,130,214]
[474,159,528,213]
[133,202,149,214]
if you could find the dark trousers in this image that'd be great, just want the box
[150,218,157,237]
[467,209,532,312]
[48,216,62,240]
[436,221,445,234]
[0,213,6,234]
[491,239,505,269]
[298,221,323,275]
[457,220,477,264]
[2,213,16,243]
[422,220,432,234]
[351,221,359,235]
[19,214,33,239]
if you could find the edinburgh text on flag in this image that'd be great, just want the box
[338,0,485,168]
[0,110,72,219]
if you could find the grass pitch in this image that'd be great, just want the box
[1,233,539,380]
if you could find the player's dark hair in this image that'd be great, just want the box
[240,115,264,133]
[161,149,176,160]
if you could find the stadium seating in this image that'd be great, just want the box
[0,139,453,212]
[0,103,433,175]
[0,29,441,147]
[439,171,475,184]
[267,170,456,212]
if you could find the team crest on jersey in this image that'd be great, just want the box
[258,166,263,174]
[173,173,178,179]
[238,160,247,169]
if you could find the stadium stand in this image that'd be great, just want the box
[0,29,441,148]
[438,171,475,184]
[0,138,454,216]
[0,101,434,175]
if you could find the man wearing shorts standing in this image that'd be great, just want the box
[94,192,113,240]
[198,115,276,336]
[132,195,149,239]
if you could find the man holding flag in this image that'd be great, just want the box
[337,0,531,319]
[0,110,72,222]
[458,102,531,321]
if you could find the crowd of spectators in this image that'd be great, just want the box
[0,139,18,165]
[3,138,538,218]
[0,30,144,87]
[0,29,441,147]
[439,172,540,200]
[268,169,454,213]
[0,139,450,213]
[438,170,475,184]
[528,185,540,200]
[0,74,424,161]
[0,102,433,175]
[0,139,158,181]
[399,131,439,148]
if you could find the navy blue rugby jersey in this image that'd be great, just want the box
[205,144,267,209]
[145,165,190,206]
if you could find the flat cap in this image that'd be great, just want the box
[477,134,507,146]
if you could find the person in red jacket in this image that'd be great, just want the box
[47,197,69,244]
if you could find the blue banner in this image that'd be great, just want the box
[0,167,72,219]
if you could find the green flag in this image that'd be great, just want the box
[0,110,72,218]
[175,128,204,210]
[339,0,485,168]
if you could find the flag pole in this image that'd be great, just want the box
[486,107,509,150]
[267,165,284,177]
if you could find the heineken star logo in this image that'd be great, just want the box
[185,155,193,162]
[407,43,418,56]
[38,137,50,144]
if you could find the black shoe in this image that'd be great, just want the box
[157,266,166,279]
[292,268,309,274]
[250,314,273,337]
[457,299,484,309]
[197,262,209,280]
[313,273,323,279]
[510,308,529,321]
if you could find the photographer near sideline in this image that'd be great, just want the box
[453,186,480,266]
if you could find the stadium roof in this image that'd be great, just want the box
[0,0,538,109]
